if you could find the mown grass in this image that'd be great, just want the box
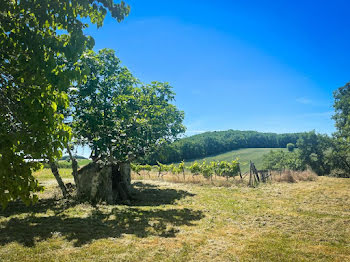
[0,169,349,261]
[185,148,287,172]
[34,168,73,181]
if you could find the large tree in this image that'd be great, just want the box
[0,0,130,207]
[296,131,331,176]
[71,49,185,202]
[333,82,350,139]
[330,82,350,177]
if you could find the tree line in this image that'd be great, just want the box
[144,130,303,164]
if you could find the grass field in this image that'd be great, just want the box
[185,148,287,172]
[53,159,92,169]
[0,169,349,261]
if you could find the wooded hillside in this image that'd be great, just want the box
[146,130,303,164]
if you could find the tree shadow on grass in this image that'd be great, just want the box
[0,182,203,247]
[1,182,195,217]
[131,182,195,206]
[1,197,80,218]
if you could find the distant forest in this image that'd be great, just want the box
[146,130,303,164]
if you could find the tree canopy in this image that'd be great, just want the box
[71,49,185,162]
[0,0,130,207]
[296,131,331,176]
[330,82,350,177]
[263,150,305,171]
[333,82,350,140]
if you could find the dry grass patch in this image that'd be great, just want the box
[132,171,251,188]
[272,170,318,183]
[133,170,318,187]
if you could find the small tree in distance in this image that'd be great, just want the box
[286,143,295,152]
[297,131,331,176]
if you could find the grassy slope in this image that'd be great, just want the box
[54,159,91,169]
[0,170,349,262]
[75,159,91,166]
[185,148,287,172]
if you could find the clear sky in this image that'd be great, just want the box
[83,0,350,138]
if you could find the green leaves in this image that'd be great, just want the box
[0,1,129,207]
[329,82,350,177]
[72,49,185,163]
[0,151,43,209]
[189,162,201,175]
[296,131,331,176]
[263,150,305,171]
[333,82,350,139]
[51,101,58,112]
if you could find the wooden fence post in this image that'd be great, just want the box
[249,161,253,186]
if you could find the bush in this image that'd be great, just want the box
[263,150,306,171]
[189,162,201,177]
[286,143,295,152]
[329,169,350,178]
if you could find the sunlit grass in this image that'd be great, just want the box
[1,169,349,261]
[34,168,73,181]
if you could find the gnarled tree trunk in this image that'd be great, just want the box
[76,161,132,204]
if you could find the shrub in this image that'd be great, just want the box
[329,169,350,178]
[189,162,201,177]
[263,150,306,171]
[200,162,213,180]
[287,143,295,152]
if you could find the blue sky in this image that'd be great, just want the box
[84,0,350,137]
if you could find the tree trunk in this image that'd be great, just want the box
[112,162,132,202]
[49,161,69,198]
[66,145,78,186]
